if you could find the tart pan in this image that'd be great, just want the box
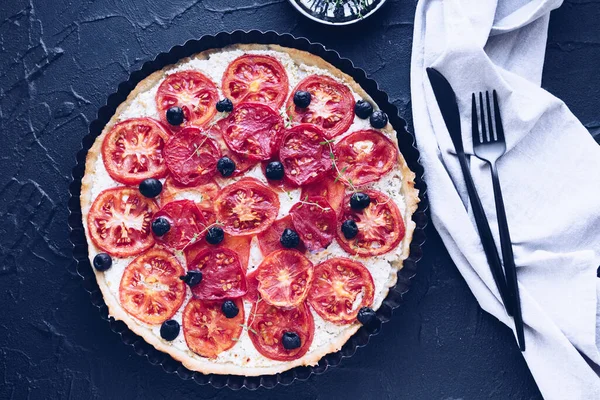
[68,30,428,390]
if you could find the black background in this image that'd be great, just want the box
[1,0,599,399]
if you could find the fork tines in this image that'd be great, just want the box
[472,91,506,146]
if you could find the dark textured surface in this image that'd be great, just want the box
[0,0,598,398]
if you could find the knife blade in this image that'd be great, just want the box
[426,68,464,154]
[426,67,513,316]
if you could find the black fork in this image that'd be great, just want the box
[472,91,525,352]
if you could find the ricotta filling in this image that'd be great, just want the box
[85,49,410,369]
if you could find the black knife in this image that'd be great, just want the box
[426,67,513,316]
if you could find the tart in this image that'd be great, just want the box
[80,44,419,376]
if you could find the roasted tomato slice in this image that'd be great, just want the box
[308,257,374,325]
[279,124,332,186]
[256,249,314,307]
[207,119,255,176]
[160,177,219,224]
[336,190,405,256]
[301,174,345,213]
[119,248,186,325]
[244,270,260,303]
[184,234,251,272]
[221,102,283,161]
[257,215,306,255]
[290,196,336,252]
[248,301,314,361]
[214,178,279,236]
[87,187,157,257]
[188,247,247,300]
[101,118,169,184]
[287,75,355,139]
[152,200,207,251]
[183,298,244,358]
[163,126,221,186]
[156,70,218,129]
[222,54,289,109]
[334,130,398,186]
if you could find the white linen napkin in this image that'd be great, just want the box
[410,0,600,398]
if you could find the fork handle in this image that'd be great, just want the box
[490,163,525,351]
[456,153,513,315]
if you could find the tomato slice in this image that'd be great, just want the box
[279,124,332,186]
[244,270,260,303]
[188,247,247,300]
[248,301,314,361]
[287,75,355,139]
[207,119,255,176]
[183,298,244,358]
[308,257,374,325]
[184,234,251,272]
[336,190,405,256]
[290,196,336,252]
[301,174,345,213]
[163,126,221,186]
[156,70,218,129]
[256,249,314,307]
[222,54,289,109]
[119,248,186,325]
[160,177,220,224]
[152,200,207,251]
[256,215,306,255]
[221,102,283,161]
[333,130,398,186]
[101,118,169,184]
[214,178,279,236]
[87,187,158,257]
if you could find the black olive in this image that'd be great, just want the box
[221,300,239,319]
[180,271,203,287]
[166,106,184,126]
[138,178,163,198]
[217,157,236,177]
[216,98,234,113]
[369,110,388,129]
[280,228,300,249]
[160,320,180,341]
[93,253,112,271]
[354,100,374,119]
[357,307,380,332]
[282,331,301,350]
[293,91,311,108]
[341,220,359,239]
[265,161,284,180]
[350,192,371,210]
[152,217,171,236]
[206,226,224,245]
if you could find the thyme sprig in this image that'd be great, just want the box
[174,220,224,257]
[183,133,211,163]
[297,194,332,212]
[320,139,357,192]
[239,323,258,336]
[280,105,293,128]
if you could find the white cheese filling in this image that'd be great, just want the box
[85,49,409,370]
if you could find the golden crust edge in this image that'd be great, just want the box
[80,43,420,376]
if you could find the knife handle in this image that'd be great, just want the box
[456,153,513,315]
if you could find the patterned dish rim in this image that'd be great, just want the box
[287,0,388,26]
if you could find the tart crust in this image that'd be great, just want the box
[80,44,420,376]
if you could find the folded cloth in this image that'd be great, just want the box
[410,0,600,398]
